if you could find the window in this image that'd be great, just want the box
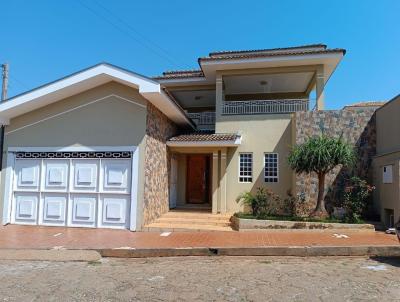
[239,153,253,183]
[383,165,393,184]
[264,153,278,183]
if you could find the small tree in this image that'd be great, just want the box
[288,135,355,217]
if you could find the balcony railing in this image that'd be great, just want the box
[187,112,216,130]
[222,99,309,115]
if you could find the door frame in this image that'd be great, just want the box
[185,153,212,205]
[3,146,139,231]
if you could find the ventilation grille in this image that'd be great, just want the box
[15,151,132,159]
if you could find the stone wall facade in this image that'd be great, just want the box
[294,108,377,215]
[143,103,178,225]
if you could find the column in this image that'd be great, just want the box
[219,148,227,214]
[215,73,223,122]
[316,65,325,110]
[212,150,219,214]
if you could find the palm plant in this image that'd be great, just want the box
[288,135,355,217]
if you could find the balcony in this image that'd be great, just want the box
[222,99,309,115]
[187,112,216,131]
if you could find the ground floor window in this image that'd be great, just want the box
[239,153,253,183]
[264,153,278,183]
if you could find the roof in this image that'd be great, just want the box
[199,48,345,62]
[208,44,328,56]
[0,63,194,127]
[343,101,387,109]
[153,69,204,80]
[167,132,241,147]
[154,44,346,80]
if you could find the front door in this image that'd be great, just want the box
[186,155,209,204]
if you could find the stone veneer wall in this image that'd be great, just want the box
[294,108,377,215]
[143,103,178,225]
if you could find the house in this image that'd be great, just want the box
[373,94,400,228]
[0,44,346,231]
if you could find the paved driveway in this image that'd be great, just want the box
[0,256,399,301]
[0,225,398,249]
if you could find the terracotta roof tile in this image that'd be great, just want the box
[169,133,239,142]
[343,101,386,109]
[153,69,204,80]
[208,44,327,57]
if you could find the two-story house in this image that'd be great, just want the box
[0,44,345,231]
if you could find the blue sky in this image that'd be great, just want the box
[1,0,399,109]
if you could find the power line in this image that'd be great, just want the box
[77,0,185,69]
[92,0,187,68]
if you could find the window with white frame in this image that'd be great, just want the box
[264,153,278,183]
[383,165,393,184]
[239,153,253,183]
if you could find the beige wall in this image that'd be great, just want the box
[0,81,148,226]
[216,114,293,213]
[376,96,400,155]
[373,95,400,227]
[372,152,400,227]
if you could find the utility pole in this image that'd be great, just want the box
[1,63,9,101]
[0,63,8,171]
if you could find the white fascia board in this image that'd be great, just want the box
[0,64,193,127]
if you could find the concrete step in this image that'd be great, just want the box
[143,222,234,232]
[156,217,231,226]
[163,212,232,220]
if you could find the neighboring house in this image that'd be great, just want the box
[343,101,386,110]
[373,94,400,228]
[0,44,347,231]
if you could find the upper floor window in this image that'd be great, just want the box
[239,153,253,183]
[383,165,393,184]
[264,153,278,183]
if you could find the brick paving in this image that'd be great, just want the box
[0,225,398,250]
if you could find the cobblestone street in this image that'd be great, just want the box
[0,256,399,301]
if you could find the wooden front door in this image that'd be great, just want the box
[186,155,210,204]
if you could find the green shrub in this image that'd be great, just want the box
[342,176,375,223]
[236,187,281,218]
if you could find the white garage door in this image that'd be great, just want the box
[9,151,135,229]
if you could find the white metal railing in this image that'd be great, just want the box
[222,99,309,115]
[187,112,216,130]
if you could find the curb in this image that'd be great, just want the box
[0,249,102,262]
[97,245,400,258]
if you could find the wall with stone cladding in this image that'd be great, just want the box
[143,102,178,225]
[294,108,376,216]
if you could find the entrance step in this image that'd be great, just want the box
[143,210,234,232]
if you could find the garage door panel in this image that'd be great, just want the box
[69,194,97,227]
[99,195,129,228]
[15,160,41,191]
[71,160,99,192]
[101,159,131,193]
[41,194,67,226]
[43,160,69,192]
[14,193,39,224]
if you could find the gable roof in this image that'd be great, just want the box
[0,63,194,127]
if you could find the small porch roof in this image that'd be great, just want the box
[167,132,241,147]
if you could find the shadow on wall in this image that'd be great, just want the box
[295,109,377,217]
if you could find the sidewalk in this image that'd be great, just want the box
[0,225,399,258]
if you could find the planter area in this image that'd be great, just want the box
[231,216,375,232]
